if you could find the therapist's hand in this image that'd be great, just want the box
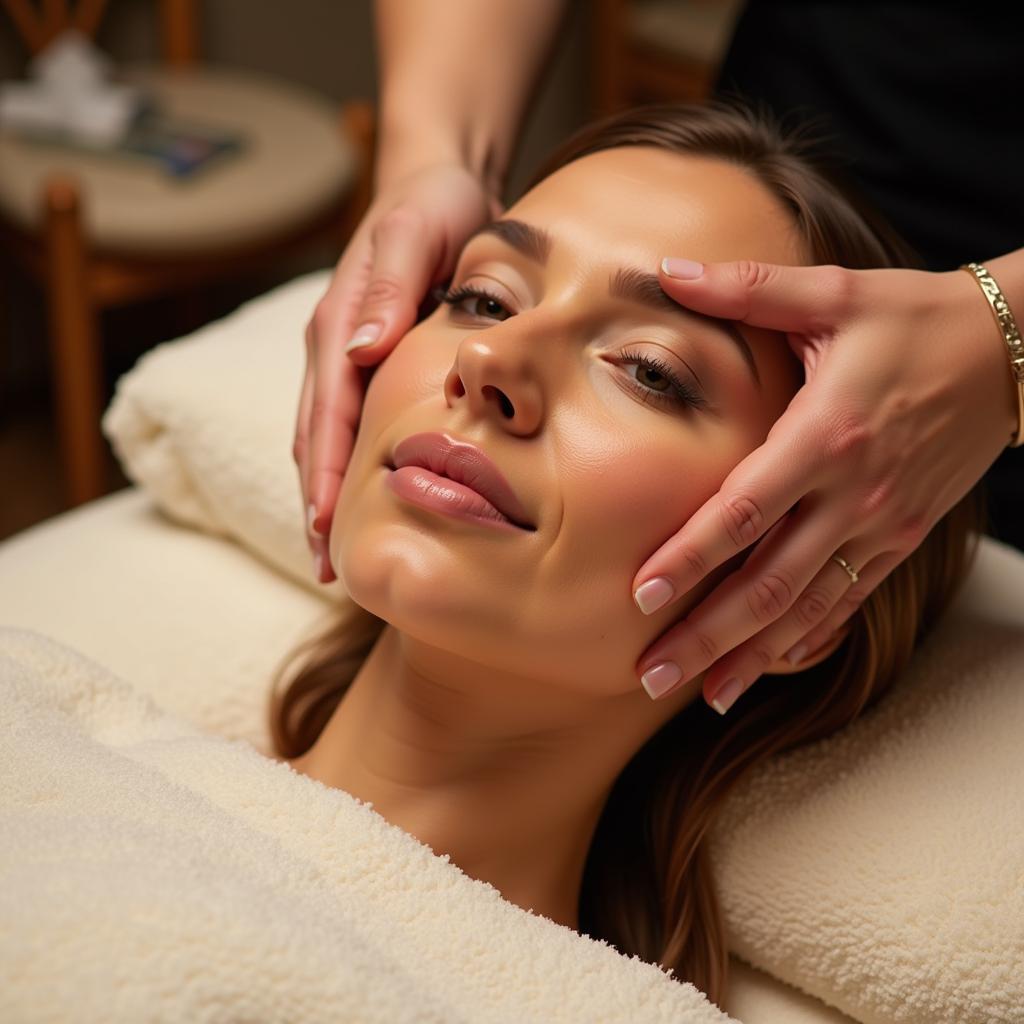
[634,257,1019,713]
[295,162,501,582]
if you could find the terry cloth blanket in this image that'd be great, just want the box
[0,626,737,1024]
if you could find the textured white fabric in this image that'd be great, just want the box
[0,488,332,751]
[709,534,1024,1024]
[102,269,343,599]
[0,625,737,1024]
[0,488,854,1024]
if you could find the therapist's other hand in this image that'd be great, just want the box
[635,258,1017,712]
[296,163,500,582]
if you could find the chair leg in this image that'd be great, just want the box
[43,176,107,508]
[0,252,8,421]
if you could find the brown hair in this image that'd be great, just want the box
[269,102,986,1007]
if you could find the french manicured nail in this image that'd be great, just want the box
[344,322,381,353]
[640,661,682,701]
[661,257,704,280]
[710,677,743,715]
[634,576,674,615]
[785,641,808,666]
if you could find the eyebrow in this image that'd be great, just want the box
[477,218,553,263]
[609,268,760,386]
[472,218,760,387]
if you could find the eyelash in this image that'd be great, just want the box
[440,284,708,412]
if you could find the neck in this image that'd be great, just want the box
[285,624,686,930]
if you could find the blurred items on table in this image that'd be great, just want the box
[0,28,245,177]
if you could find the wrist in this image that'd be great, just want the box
[959,259,1024,447]
[376,103,507,199]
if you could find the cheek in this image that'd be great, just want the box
[553,401,734,581]
[532,409,758,690]
[330,329,450,560]
[359,331,448,426]
[339,328,452,487]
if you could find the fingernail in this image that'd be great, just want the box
[640,661,682,701]
[661,257,704,280]
[634,576,674,615]
[307,503,320,536]
[313,552,323,581]
[710,677,743,715]
[785,641,808,666]
[345,322,382,353]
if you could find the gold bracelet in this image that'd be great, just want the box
[960,262,1024,448]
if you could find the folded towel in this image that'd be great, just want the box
[102,269,344,598]
[0,626,737,1024]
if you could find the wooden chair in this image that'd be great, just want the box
[0,0,374,507]
[592,0,745,114]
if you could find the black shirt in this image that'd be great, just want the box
[714,0,1024,550]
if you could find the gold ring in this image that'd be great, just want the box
[831,554,859,584]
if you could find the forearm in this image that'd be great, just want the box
[374,0,568,194]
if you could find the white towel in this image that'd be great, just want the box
[709,582,1024,1023]
[0,626,737,1024]
[102,270,343,599]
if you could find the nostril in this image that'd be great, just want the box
[482,384,514,418]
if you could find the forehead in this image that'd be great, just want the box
[508,146,807,269]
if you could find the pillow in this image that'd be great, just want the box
[708,536,1024,1024]
[102,270,1024,1024]
[0,488,333,751]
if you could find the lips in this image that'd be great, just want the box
[388,432,535,530]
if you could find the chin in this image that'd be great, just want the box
[336,518,476,640]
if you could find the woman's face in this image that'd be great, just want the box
[330,146,807,696]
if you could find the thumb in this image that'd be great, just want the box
[658,257,856,333]
[344,207,445,365]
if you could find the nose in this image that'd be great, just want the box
[442,328,544,436]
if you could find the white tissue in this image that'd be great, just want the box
[0,29,145,147]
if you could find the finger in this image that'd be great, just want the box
[295,326,336,583]
[658,257,860,334]
[343,206,446,366]
[305,287,365,584]
[294,343,336,581]
[636,494,854,701]
[306,351,362,584]
[632,390,829,613]
[303,230,377,530]
[788,546,908,658]
[293,341,315,535]
[699,543,875,713]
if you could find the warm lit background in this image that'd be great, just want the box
[0,0,739,540]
